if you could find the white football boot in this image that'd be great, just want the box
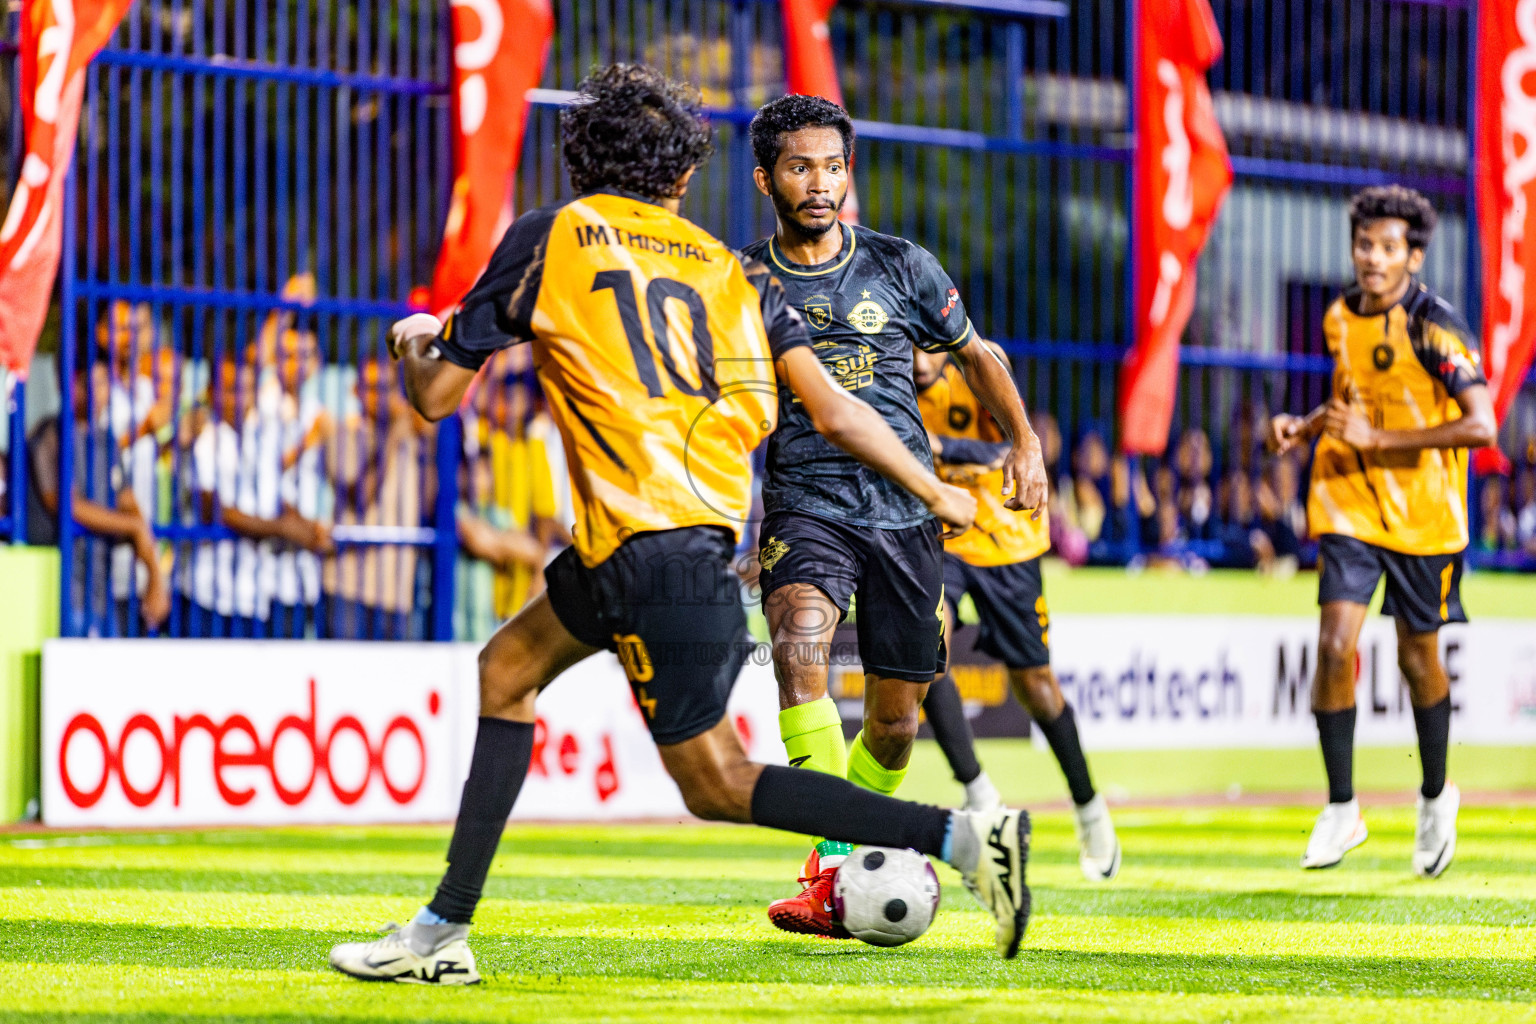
[1074,794,1121,881]
[1413,782,1460,879]
[955,807,1033,959]
[1300,799,1368,869]
[329,920,481,985]
[963,772,1002,812]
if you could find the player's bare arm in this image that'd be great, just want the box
[948,335,1048,517]
[386,313,476,422]
[776,344,977,533]
[1321,384,1496,453]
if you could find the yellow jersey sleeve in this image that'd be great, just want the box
[917,363,1049,566]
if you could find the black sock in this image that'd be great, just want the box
[1037,704,1096,806]
[1315,707,1356,804]
[922,673,982,784]
[427,717,535,924]
[750,764,951,857]
[1413,697,1451,799]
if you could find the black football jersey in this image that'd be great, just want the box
[741,222,974,528]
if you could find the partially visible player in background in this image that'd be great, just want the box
[742,94,1049,939]
[913,345,1120,880]
[1269,186,1495,876]
[327,64,1036,985]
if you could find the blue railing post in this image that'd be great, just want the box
[431,411,463,641]
[7,377,24,544]
[727,0,754,248]
[58,165,79,637]
[1003,22,1023,142]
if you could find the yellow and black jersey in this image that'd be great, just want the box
[916,361,1049,566]
[1308,280,1486,556]
[437,189,811,567]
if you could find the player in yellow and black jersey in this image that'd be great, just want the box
[1268,186,1496,879]
[913,348,1120,882]
[327,65,1036,984]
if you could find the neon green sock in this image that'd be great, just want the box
[846,730,909,797]
[779,697,852,859]
[779,697,848,777]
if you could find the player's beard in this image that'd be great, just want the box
[768,180,845,243]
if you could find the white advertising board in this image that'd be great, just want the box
[40,618,1536,826]
[1047,618,1536,751]
[42,640,784,827]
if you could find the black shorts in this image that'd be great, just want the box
[943,554,1050,669]
[1317,534,1467,634]
[545,526,750,745]
[757,509,945,682]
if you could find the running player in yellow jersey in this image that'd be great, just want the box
[1268,186,1496,877]
[327,65,1036,983]
[913,345,1120,881]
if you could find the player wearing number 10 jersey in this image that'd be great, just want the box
[327,64,1036,985]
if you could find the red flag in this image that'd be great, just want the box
[1120,0,1231,456]
[780,0,858,223]
[0,0,133,379]
[1475,0,1536,431]
[428,0,553,317]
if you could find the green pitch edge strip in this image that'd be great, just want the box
[900,741,1536,807]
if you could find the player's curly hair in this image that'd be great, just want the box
[1349,185,1437,251]
[749,94,855,171]
[560,63,713,199]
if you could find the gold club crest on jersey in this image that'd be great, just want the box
[803,294,833,330]
[847,299,889,335]
[760,535,790,571]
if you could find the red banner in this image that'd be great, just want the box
[1476,0,1536,430]
[1120,0,1231,456]
[781,0,858,223]
[427,0,553,317]
[0,0,132,379]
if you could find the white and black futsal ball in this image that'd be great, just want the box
[831,846,941,947]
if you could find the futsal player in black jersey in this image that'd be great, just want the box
[743,94,1050,938]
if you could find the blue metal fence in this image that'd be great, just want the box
[1,0,1532,638]
[51,2,456,638]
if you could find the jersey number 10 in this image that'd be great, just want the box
[592,270,720,402]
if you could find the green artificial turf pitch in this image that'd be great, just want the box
[2,804,1535,1023]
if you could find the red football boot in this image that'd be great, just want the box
[766,848,853,939]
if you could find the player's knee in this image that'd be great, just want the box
[1397,635,1439,682]
[675,763,753,822]
[1012,666,1061,719]
[866,706,920,751]
[477,640,539,715]
[1316,631,1355,673]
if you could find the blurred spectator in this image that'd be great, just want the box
[273,326,332,636]
[1256,451,1306,572]
[177,357,330,637]
[1067,425,1110,544]
[99,301,168,621]
[1477,472,1518,554]
[1173,429,1215,541]
[455,449,545,643]
[1214,469,1273,570]
[28,358,170,632]
[1515,465,1536,555]
[1225,401,1265,479]
[325,355,424,640]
